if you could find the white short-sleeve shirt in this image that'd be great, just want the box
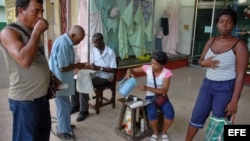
[89,45,117,79]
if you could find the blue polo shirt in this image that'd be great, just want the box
[49,33,75,96]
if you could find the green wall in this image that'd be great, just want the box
[0,22,6,30]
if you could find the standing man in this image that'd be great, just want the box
[71,33,117,122]
[0,0,51,141]
[49,25,86,140]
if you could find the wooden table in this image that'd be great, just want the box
[115,96,152,141]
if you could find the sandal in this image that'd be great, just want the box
[149,134,158,141]
[161,134,169,141]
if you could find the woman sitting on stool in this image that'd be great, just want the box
[125,51,174,141]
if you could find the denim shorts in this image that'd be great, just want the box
[146,96,175,121]
[190,78,235,128]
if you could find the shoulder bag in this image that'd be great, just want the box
[8,23,56,99]
[152,71,167,107]
[46,74,56,99]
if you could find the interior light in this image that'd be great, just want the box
[238,0,247,4]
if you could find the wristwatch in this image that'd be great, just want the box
[100,67,103,71]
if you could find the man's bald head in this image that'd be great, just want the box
[68,25,85,45]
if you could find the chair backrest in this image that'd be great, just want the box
[109,57,118,84]
[110,68,118,83]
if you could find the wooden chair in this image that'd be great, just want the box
[89,69,117,114]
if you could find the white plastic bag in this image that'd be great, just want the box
[76,70,94,94]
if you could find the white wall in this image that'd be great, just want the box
[0,7,6,22]
[179,0,196,7]
[177,0,195,55]
[178,6,194,54]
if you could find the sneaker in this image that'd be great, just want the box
[57,132,75,140]
[149,134,158,141]
[70,107,79,115]
[76,111,89,122]
[161,134,169,141]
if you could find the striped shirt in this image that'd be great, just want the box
[205,39,239,81]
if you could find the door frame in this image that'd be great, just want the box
[190,0,225,66]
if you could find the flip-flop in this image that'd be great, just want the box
[162,134,169,141]
[150,134,158,141]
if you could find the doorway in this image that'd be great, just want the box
[191,0,250,66]
[191,0,225,65]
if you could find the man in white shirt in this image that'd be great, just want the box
[71,33,117,121]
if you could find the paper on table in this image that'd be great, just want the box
[126,99,152,109]
[75,69,98,79]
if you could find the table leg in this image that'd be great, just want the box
[117,104,126,129]
[131,108,136,139]
[142,107,148,130]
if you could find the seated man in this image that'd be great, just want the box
[71,33,117,122]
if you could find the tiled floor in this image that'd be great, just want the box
[0,67,250,141]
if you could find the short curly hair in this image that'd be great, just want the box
[215,8,237,25]
[92,33,103,41]
[151,51,168,65]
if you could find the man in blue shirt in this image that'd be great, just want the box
[49,25,86,140]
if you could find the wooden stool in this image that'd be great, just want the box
[157,109,164,132]
[115,96,152,141]
[89,69,117,114]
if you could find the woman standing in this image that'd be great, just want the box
[126,51,174,141]
[185,9,249,141]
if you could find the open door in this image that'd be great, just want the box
[191,0,225,65]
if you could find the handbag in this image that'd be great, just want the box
[152,71,167,107]
[47,74,57,99]
[204,115,235,141]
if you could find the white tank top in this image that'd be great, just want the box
[205,38,239,81]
